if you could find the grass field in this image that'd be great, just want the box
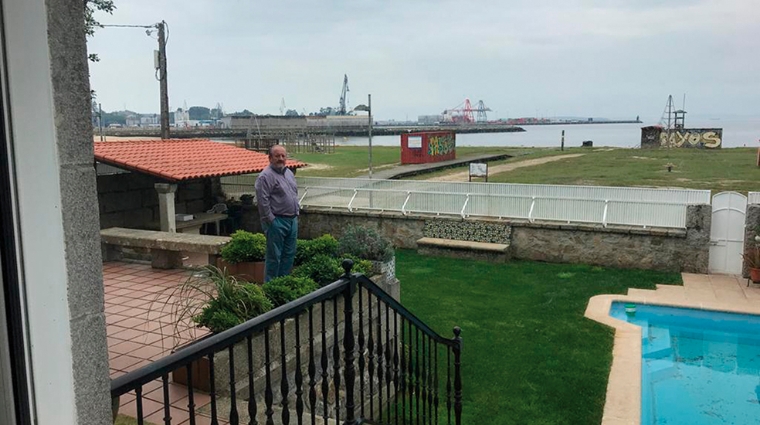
[291,146,545,178]
[483,148,760,193]
[293,145,760,194]
[396,250,681,425]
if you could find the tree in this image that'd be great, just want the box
[188,106,212,121]
[211,108,224,119]
[285,109,299,117]
[85,0,116,62]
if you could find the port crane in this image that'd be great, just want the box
[338,74,349,115]
[442,98,492,123]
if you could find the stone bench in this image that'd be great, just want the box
[100,227,230,269]
[416,237,511,262]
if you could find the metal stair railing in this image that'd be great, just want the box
[111,260,463,425]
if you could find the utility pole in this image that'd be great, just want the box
[368,94,373,179]
[157,21,170,139]
[98,103,104,141]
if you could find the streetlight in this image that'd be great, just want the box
[353,94,372,179]
[101,21,170,139]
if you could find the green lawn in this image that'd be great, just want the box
[396,250,681,425]
[292,146,543,178]
[410,147,760,194]
[293,145,760,194]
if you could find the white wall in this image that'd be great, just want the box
[2,0,77,423]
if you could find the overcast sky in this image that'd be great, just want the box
[87,0,760,121]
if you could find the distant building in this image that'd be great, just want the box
[418,115,443,125]
[140,114,160,126]
[219,115,368,131]
[125,114,140,127]
[173,108,191,127]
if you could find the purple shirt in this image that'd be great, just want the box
[255,165,299,223]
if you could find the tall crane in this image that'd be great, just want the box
[338,74,349,115]
[443,98,492,123]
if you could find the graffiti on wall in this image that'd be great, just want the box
[428,134,455,156]
[659,129,723,149]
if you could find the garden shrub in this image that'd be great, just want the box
[293,254,344,286]
[341,254,373,276]
[188,266,273,333]
[338,226,394,262]
[221,230,266,263]
[295,234,339,266]
[263,276,319,307]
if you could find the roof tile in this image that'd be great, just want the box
[94,139,306,182]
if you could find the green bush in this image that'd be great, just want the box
[295,234,339,266]
[221,230,267,263]
[263,276,319,307]
[186,266,273,333]
[338,226,394,262]
[341,254,373,276]
[292,254,344,286]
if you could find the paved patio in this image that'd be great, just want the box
[104,261,219,424]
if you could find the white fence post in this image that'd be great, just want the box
[401,192,412,216]
[460,194,470,218]
[528,197,536,223]
[347,189,358,212]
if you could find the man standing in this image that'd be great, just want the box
[255,145,299,282]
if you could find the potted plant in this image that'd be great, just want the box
[338,226,395,278]
[169,265,273,391]
[219,230,267,283]
[742,235,760,283]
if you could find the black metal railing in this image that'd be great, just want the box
[111,260,462,425]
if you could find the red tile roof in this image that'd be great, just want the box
[94,139,306,182]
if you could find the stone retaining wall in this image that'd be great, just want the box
[242,205,711,273]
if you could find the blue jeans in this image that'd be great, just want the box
[263,216,298,282]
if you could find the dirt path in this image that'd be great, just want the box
[427,153,586,182]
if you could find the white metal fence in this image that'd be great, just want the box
[748,192,760,205]
[221,175,711,229]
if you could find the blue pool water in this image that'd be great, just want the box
[610,302,760,424]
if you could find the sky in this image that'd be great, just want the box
[87,0,760,122]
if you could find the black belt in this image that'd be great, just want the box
[275,214,297,219]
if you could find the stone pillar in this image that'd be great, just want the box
[742,204,760,277]
[155,183,178,232]
[684,204,712,274]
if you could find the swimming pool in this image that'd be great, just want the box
[610,302,760,425]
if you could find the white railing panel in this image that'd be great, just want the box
[348,190,408,212]
[294,177,710,204]
[404,192,468,216]
[465,195,532,219]
[531,198,606,224]
[748,192,760,205]
[606,201,687,229]
[220,176,704,229]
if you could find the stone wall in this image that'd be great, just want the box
[97,173,222,229]
[510,204,710,273]
[242,205,711,273]
[743,204,760,277]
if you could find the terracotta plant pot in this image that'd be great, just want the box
[750,267,760,283]
[217,258,265,284]
[171,340,212,392]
